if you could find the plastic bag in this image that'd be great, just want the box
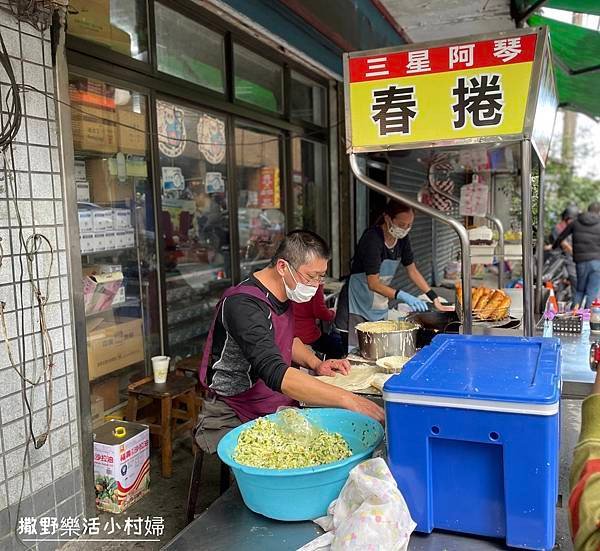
[297,458,416,551]
[274,407,321,448]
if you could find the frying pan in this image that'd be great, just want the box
[406,310,461,348]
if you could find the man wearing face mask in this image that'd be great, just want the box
[336,200,452,348]
[196,230,384,437]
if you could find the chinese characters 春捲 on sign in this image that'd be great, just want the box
[345,33,538,151]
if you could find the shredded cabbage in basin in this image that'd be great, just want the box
[233,414,352,470]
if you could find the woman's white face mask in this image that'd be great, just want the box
[282,263,318,303]
[387,220,411,240]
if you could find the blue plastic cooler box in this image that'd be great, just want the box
[383,334,561,550]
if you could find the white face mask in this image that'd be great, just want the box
[282,263,318,303]
[388,221,411,240]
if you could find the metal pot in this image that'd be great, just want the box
[356,321,419,361]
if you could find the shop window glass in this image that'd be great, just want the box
[236,124,284,278]
[234,45,283,113]
[69,74,158,415]
[291,72,327,126]
[157,100,230,361]
[155,3,225,94]
[67,0,148,61]
[292,139,329,241]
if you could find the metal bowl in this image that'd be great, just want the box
[355,320,419,361]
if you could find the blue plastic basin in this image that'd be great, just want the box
[217,408,384,521]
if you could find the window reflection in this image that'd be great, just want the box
[292,138,329,240]
[158,101,231,361]
[67,0,148,61]
[155,3,225,93]
[235,125,284,278]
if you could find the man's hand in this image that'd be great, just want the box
[344,393,385,424]
[433,297,455,312]
[314,358,351,377]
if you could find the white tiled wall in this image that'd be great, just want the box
[0,13,83,551]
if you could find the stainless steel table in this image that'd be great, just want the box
[163,483,572,550]
[164,331,591,551]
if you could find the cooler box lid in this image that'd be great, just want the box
[383,335,561,413]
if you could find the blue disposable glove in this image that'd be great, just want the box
[396,290,428,312]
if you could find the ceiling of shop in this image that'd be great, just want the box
[376,0,516,42]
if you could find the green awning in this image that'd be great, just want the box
[514,0,600,16]
[526,13,600,119]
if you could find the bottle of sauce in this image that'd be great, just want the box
[591,299,600,333]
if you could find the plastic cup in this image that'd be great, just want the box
[151,356,170,384]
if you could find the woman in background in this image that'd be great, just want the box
[293,284,344,359]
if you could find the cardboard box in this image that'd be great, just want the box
[87,318,144,380]
[113,208,131,229]
[108,26,132,57]
[91,394,105,429]
[78,209,93,232]
[72,105,118,154]
[86,158,133,204]
[94,420,150,514]
[114,231,127,249]
[74,160,87,181]
[68,0,110,44]
[80,233,94,254]
[116,109,146,155]
[92,232,107,252]
[91,376,120,409]
[76,182,90,203]
[124,229,135,248]
[92,209,113,231]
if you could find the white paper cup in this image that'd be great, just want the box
[151,356,170,384]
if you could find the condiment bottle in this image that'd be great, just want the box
[591,299,600,333]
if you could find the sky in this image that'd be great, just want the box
[542,8,600,179]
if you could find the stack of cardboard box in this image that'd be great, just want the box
[68,0,132,56]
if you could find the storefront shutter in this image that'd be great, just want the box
[388,154,432,294]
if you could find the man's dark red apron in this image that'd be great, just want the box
[199,284,297,422]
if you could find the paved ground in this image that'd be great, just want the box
[62,435,221,551]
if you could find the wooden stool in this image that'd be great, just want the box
[174,356,203,410]
[126,374,198,478]
[186,441,231,524]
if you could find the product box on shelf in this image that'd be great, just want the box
[94,420,150,514]
[86,159,133,204]
[80,233,94,254]
[117,109,146,155]
[83,270,124,315]
[78,209,93,232]
[124,229,135,248]
[104,231,117,250]
[87,317,144,380]
[76,182,90,203]
[113,231,126,249]
[97,264,122,273]
[74,160,87,181]
[92,232,107,252]
[112,286,126,305]
[93,209,114,231]
[72,105,118,154]
[113,208,132,229]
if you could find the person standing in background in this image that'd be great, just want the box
[335,200,453,349]
[554,202,600,307]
